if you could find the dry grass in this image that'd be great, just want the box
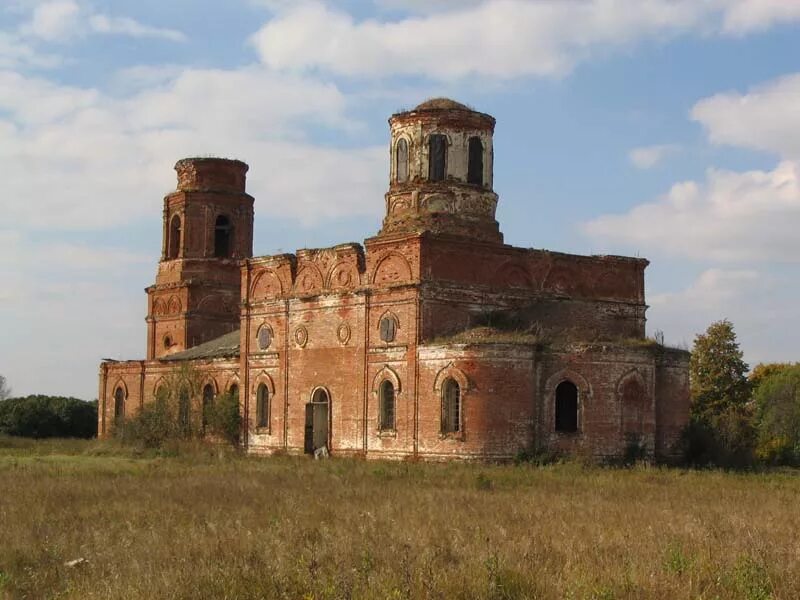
[1,437,798,599]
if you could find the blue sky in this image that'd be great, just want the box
[1,0,799,400]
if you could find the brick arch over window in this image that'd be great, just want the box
[433,363,470,395]
[544,368,591,433]
[372,252,412,285]
[112,379,128,419]
[151,378,168,402]
[617,369,648,437]
[371,365,402,395]
[251,371,276,397]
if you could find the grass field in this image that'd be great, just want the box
[1,437,798,599]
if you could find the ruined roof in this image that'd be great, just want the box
[163,330,240,361]
[413,97,472,111]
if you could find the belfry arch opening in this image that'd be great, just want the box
[168,215,181,259]
[467,136,484,185]
[214,215,233,258]
[396,138,409,183]
[428,134,447,182]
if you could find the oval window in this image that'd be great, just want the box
[379,316,397,343]
[257,326,272,350]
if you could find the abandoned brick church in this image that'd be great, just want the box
[98,98,690,460]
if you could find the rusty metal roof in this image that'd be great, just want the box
[163,330,240,361]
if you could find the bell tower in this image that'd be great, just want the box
[145,157,254,359]
[380,98,501,243]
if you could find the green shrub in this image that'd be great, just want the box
[0,396,97,438]
[753,365,800,466]
[205,391,241,446]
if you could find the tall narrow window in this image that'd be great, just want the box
[396,138,409,183]
[555,381,578,433]
[467,137,484,185]
[168,215,181,259]
[229,384,239,405]
[202,384,215,432]
[428,134,447,182]
[214,215,232,258]
[379,380,395,431]
[442,378,460,434]
[178,386,190,433]
[256,383,269,428]
[114,386,125,429]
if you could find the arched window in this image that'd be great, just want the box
[555,381,578,433]
[114,386,125,428]
[379,380,395,431]
[396,138,409,183]
[214,215,233,258]
[168,215,181,259]
[428,134,447,182]
[229,384,239,405]
[467,136,484,185]
[256,383,269,428]
[202,384,215,431]
[178,386,190,433]
[441,378,460,434]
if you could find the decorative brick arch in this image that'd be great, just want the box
[151,377,167,399]
[152,298,167,316]
[616,369,647,398]
[433,363,470,394]
[112,379,128,398]
[250,269,283,299]
[294,264,324,295]
[372,252,412,285]
[371,365,402,395]
[326,261,359,291]
[494,261,533,289]
[167,295,182,315]
[200,377,220,395]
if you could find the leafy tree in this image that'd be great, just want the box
[0,396,97,438]
[0,375,10,401]
[753,365,800,465]
[683,320,755,467]
[690,319,751,421]
[749,362,795,392]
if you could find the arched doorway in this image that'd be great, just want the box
[304,388,329,454]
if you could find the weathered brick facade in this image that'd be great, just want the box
[99,98,690,461]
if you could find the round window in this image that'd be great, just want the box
[257,326,272,350]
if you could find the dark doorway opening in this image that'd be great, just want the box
[304,388,330,454]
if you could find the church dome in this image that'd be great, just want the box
[413,97,472,111]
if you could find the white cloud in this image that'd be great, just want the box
[691,73,800,159]
[722,0,800,34]
[250,0,800,81]
[88,15,187,42]
[0,67,384,230]
[23,0,80,41]
[584,160,800,262]
[647,268,800,365]
[629,144,679,169]
[17,0,187,44]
